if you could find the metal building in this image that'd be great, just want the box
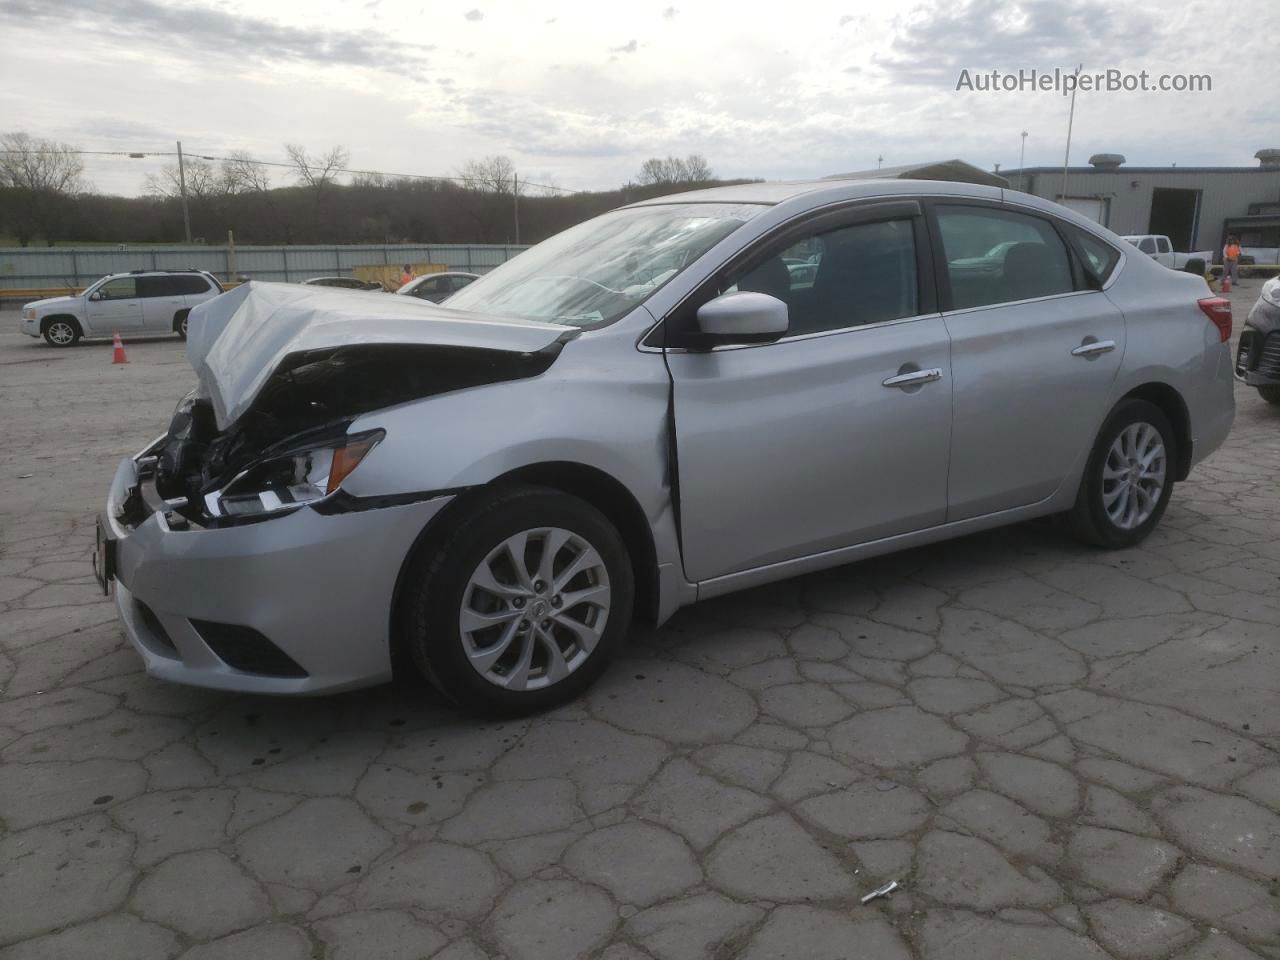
[1001,150,1280,263]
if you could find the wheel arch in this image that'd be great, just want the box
[172,307,190,331]
[40,313,83,335]
[387,460,662,676]
[1118,382,1192,480]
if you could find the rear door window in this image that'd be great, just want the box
[935,205,1075,309]
[137,276,177,298]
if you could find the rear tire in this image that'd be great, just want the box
[399,484,633,715]
[42,318,81,347]
[1068,399,1176,549]
[1259,385,1280,406]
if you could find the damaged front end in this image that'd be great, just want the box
[132,341,561,529]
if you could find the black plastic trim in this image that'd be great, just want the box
[311,486,473,515]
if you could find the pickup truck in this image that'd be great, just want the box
[1121,235,1213,271]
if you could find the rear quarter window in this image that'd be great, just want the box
[175,275,212,295]
[1066,226,1122,289]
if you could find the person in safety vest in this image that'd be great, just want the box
[400,264,414,287]
[1223,237,1242,285]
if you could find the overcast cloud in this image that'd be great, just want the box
[0,0,1275,195]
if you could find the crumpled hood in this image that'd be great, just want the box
[25,294,79,312]
[187,281,574,430]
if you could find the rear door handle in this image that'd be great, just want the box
[1071,339,1116,358]
[882,367,943,388]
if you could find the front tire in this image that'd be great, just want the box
[1068,399,1176,548]
[400,485,634,714]
[1259,385,1280,406]
[174,311,190,340]
[42,318,81,347]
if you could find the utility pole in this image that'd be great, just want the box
[1061,65,1081,202]
[176,140,192,244]
[513,172,520,246]
[1018,131,1028,192]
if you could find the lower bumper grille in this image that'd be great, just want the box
[1237,330,1280,379]
[1259,332,1280,378]
[190,619,309,678]
[135,600,179,657]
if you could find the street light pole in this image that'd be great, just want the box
[1061,65,1082,202]
[176,140,192,244]
[1018,130,1028,192]
[513,171,520,246]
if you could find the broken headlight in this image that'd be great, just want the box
[207,430,383,518]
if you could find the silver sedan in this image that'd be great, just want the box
[98,178,1235,712]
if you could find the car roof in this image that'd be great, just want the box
[623,177,1006,210]
[102,269,213,279]
[622,177,1127,247]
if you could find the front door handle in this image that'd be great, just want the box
[1071,339,1116,358]
[882,367,943,389]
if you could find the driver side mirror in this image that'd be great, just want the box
[88,291,102,301]
[690,291,789,349]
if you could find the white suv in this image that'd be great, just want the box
[20,270,224,347]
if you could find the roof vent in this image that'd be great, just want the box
[1256,149,1280,169]
[1088,153,1125,170]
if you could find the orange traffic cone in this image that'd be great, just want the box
[111,331,129,364]
[1221,271,1232,293]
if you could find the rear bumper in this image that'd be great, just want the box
[105,456,451,695]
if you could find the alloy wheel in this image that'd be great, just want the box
[47,321,75,345]
[458,527,611,691]
[1102,421,1166,530]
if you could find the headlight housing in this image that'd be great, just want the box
[23,309,36,320]
[207,430,383,518]
[1262,277,1280,309]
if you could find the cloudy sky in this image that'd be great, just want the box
[2,0,1277,196]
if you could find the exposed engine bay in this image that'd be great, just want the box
[136,342,559,526]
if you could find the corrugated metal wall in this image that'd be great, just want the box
[0,243,530,291]
[1014,168,1280,253]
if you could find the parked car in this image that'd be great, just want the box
[21,270,223,347]
[1235,274,1280,405]
[1121,235,1213,271]
[397,271,479,303]
[96,179,1234,712]
[302,276,386,291]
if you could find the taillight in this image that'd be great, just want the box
[1198,297,1232,342]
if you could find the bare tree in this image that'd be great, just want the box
[350,170,388,189]
[458,155,515,194]
[635,154,714,185]
[0,131,87,245]
[285,143,349,195]
[683,153,713,181]
[220,151,271,194]
[144,158,220,201]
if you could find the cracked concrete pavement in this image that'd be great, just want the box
[0,282,1277,959]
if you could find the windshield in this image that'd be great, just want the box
[444,202,764,326]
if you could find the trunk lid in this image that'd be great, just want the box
[187,281,574,430]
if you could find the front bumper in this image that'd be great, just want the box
[1235,300,1280,387]
[20,314,38,337]
[104,455,452,694]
